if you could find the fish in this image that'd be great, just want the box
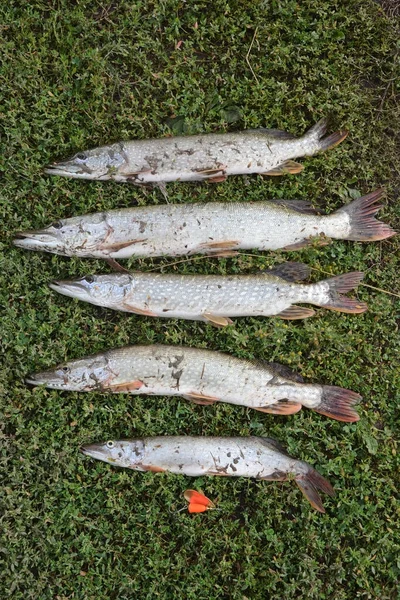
[12,190,394,259]
[80,436,335,513]
[26,344,361,421]
[43,117,347,184]
[48,263,368,323]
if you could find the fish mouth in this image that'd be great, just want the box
[25,371,61,387]
[80,443,108,462]
[13,230,59,250]
[44,162,100,179]
[49,279,89,299]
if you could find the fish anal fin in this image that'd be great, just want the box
[281,235,331,251]
[184,392,219,405]
[267,261,310,282]
[109,380,144,392]
[262,160,304,176]
[203,313,234,327]
[122,302,157,317]
[254,401,302,415]
[276,306,315,320]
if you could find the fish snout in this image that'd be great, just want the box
[13,229,59,251]
[49,279,90,299]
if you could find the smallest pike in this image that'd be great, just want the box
[81,436,335,513]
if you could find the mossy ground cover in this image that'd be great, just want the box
[1,1,399,598]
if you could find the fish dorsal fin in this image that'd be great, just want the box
[269,199,320,215]
[259,437,292,457]
[243,128,296,140]
[259,361,304,383]
[266,261,311,282]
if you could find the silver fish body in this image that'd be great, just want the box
[49,265,368,322]
[44,118,347,183]
[81,436,335,512]
[13,190,394,257]
[27,344,360,421]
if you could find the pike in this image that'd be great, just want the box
[81,436,335,513]
[48,263,368,324]
[12,190,394,259]
[43,118,347,184]
[27,344,361,421]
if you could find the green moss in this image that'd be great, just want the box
[1,1,399,598]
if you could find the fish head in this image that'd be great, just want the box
[13,213,111,256]
[44,142,128,180]
[81,439,145,468]
[26,353,116,391]
[49,273,132,306]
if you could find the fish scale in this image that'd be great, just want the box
[49,268,368,323]
[80,436,336,513]
[14,190,394,258]
[27,344,361,422]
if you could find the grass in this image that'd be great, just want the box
[1,0,399,598]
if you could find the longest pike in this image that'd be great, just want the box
[81,436,335,513]
[13,190,394,258]
[44,118,347,184]
[27,344,361,421]
[49,263,368,324]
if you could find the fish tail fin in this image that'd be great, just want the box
[296,467,335,513]
[335,189,396,241]
[315,386,361,422]
[321,272,368,314]
[304,117,348,153]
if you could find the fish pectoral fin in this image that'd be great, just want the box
[254,401,302,415]
[262,160,304,176]
[184,392,219,405]
[275,306,315,320]
[100,239,146,252]
[203,313,234,327]
[121,302,157,317]
[105,258,131,273]
[108,380,144,392]
[281,235,331,251]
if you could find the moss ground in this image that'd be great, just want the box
[1,1,399,598]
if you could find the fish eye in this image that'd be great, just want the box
[106,440,115,449]
[75,152,87,161]
[52,221,63,229]
[62,366,69,373]
[84,275,95,284]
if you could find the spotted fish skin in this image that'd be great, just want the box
[13,190,394,258]
[43,118,347,183]
[80,436,336,513]
[49,267,368,322]
[27,345,361,421]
